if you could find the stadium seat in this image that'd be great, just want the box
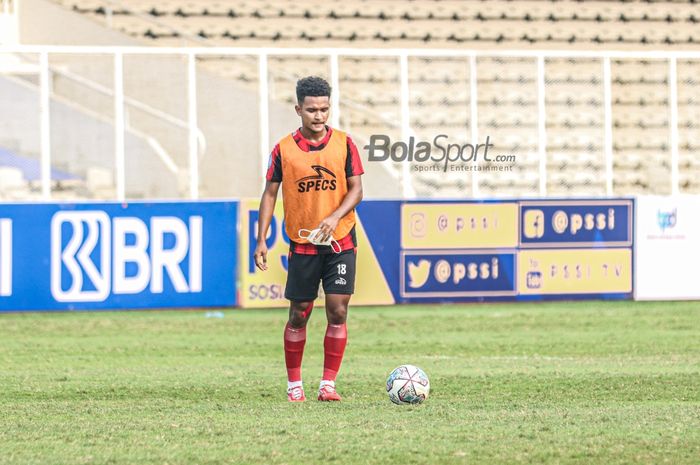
[0,167,31,200]
[86,166,115,199]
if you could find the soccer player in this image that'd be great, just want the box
[254,76,364,402]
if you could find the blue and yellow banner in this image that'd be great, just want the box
[239,199,394,308]
[239,199,289,306]
[0,197,636,311]
[239,198,634,306]
[394,199,634,302]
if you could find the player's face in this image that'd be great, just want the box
[296,96,330,134]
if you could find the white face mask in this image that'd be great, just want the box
[298,228,341,253]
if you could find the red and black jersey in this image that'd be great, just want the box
[266,127,364,183]
[266,126,364,255]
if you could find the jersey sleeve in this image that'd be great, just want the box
[345,135,365,177]
[265,144,282,182]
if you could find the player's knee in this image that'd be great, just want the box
[288,312,309,328]
[326,303,347,325]
[289,301,313,328]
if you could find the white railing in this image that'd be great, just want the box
[1,45,699,200]
[3,49,205,200]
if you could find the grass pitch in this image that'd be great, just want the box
[1,301,699,465]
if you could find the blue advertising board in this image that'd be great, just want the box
[0,201,238,311]
[520,200,633,247]
[400,250,517,299]
[356,198,634,303]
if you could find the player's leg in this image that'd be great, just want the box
[284,300,313,402]
[318,250,356,401]
[283,252,322,402]
[323,292,350,379]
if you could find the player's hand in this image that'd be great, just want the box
[317,214,340,243]
[253,241,269,271]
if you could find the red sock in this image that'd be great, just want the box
[284,323,306,382]
[323,323,347,381]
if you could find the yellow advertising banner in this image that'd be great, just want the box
[239,199,288,308]
[517,248,632,295]
[239,199,394,308]
[401,203,518,249]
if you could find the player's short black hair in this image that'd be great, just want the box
[296,76,331,104]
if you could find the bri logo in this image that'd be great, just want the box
[50,211,203,303]
[296,165,337,193]
[657,209,677,232]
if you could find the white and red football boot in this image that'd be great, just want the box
[287,385,306,402]
[317,381,342,401]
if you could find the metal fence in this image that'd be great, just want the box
[0,45,698,201]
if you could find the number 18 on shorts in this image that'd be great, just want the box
[284,250,357,301]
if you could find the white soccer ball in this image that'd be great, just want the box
[386,364,430,405]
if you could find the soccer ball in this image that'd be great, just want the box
[386,364,430,405]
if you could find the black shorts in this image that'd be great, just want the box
[284,249,357,302]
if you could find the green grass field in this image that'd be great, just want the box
[1,301,699,465]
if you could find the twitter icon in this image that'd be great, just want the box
[408,260,431,288]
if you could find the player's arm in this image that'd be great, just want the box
[317,175,363,242]
[254,180,280,271]
[255,144,283,271]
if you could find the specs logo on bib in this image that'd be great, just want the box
[296,165,337,193]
